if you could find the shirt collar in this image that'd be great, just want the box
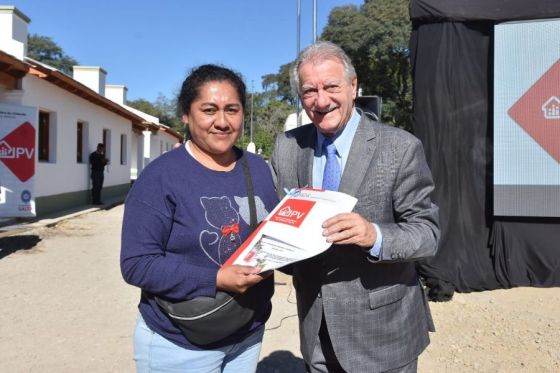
[315,108,361,158]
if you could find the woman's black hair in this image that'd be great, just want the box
[177,64,246,116]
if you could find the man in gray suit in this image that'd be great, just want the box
[270,41,440,373]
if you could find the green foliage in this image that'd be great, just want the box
[128,90,288,156]
[27,34,78,76]
[262,63,296,104]
[256,0,413,132]
[237,91,293,159]
[128,94,185,136]
[320,0,413,131]
[153,93,184,133]
[127,98,160,117]
[248,62,301,158]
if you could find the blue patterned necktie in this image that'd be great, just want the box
[322,137,341,191]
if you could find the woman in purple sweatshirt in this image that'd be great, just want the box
[121,64,278,372]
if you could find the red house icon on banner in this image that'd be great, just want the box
[0,122,35,182]
[542,96,560,119]
[508,59,560,163]
[0,140,15,158]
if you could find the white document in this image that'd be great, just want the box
[224,188,357,272]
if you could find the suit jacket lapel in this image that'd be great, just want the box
[297,126,316,188]
[339,116,377,196]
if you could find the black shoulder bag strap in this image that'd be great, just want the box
[240,152,258,231]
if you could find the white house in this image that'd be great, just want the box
[0,6,182,216]
[283,110,312,132]
[104,85,182,180]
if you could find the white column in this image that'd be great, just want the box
[142,130,152,166]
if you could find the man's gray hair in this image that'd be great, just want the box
[290,41,357,95]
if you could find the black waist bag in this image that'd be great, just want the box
[155,152,261,346]
[155,287,258,346]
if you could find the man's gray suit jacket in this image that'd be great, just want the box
[270,115,440,373]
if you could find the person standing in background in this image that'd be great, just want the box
[89,143,108,205]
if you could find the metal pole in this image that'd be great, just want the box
[313,0,317,42]
[250,80,254,143]
[297,0,301,55]
[296,0,302,127]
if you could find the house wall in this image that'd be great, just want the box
[20,76,132,215]
[149,130,177,162]
[119,104,180,172]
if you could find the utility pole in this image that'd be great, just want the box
[296,0,302,127]
[313,0,317,42]
[250,80,254,144]
[247,80,256,153]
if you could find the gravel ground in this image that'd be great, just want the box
[0,204,558,372]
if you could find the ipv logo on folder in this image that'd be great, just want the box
[271,199,316,228]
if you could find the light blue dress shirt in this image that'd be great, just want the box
[312,108,383,258]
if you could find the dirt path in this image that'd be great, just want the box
[0,205,558,372]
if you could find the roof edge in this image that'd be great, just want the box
[27,61,149,128]
[0,6,31,23]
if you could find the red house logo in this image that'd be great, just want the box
[0,141,14,157]
[542,96,560,119]
[0,122,35,182]
[508,59,560,163]
[270,199,315,228]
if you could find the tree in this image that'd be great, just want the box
[257,1,413,131]
[127,98,161,117]
[128,94,184,135]
[153,93,184,132]
[262,63,296,105]
[238,90,293,158]
[321,0,413,130]
[27,34,78,76]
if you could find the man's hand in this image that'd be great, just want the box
[322,212,377,248]
[216,265,272,294]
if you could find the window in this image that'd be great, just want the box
[120,134,127,165]
[77,122,84,163]
[38,111,50,161]
[38,111,57,162]
[103,129,111,162]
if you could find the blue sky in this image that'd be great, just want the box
[12,0,363,102]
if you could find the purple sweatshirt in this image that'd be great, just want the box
[120,146,278,349]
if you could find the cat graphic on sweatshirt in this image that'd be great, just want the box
[199,196,241,265]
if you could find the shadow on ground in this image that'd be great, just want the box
[0,235,41,259]
[257,350,305,373]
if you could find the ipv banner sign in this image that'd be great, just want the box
[0,103,37,217]
[494,19,560,217]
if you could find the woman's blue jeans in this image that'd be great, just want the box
[134,314,264,373]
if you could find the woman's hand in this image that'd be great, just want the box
[216,265,272,293]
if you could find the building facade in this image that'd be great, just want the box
[0,6,182,217]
